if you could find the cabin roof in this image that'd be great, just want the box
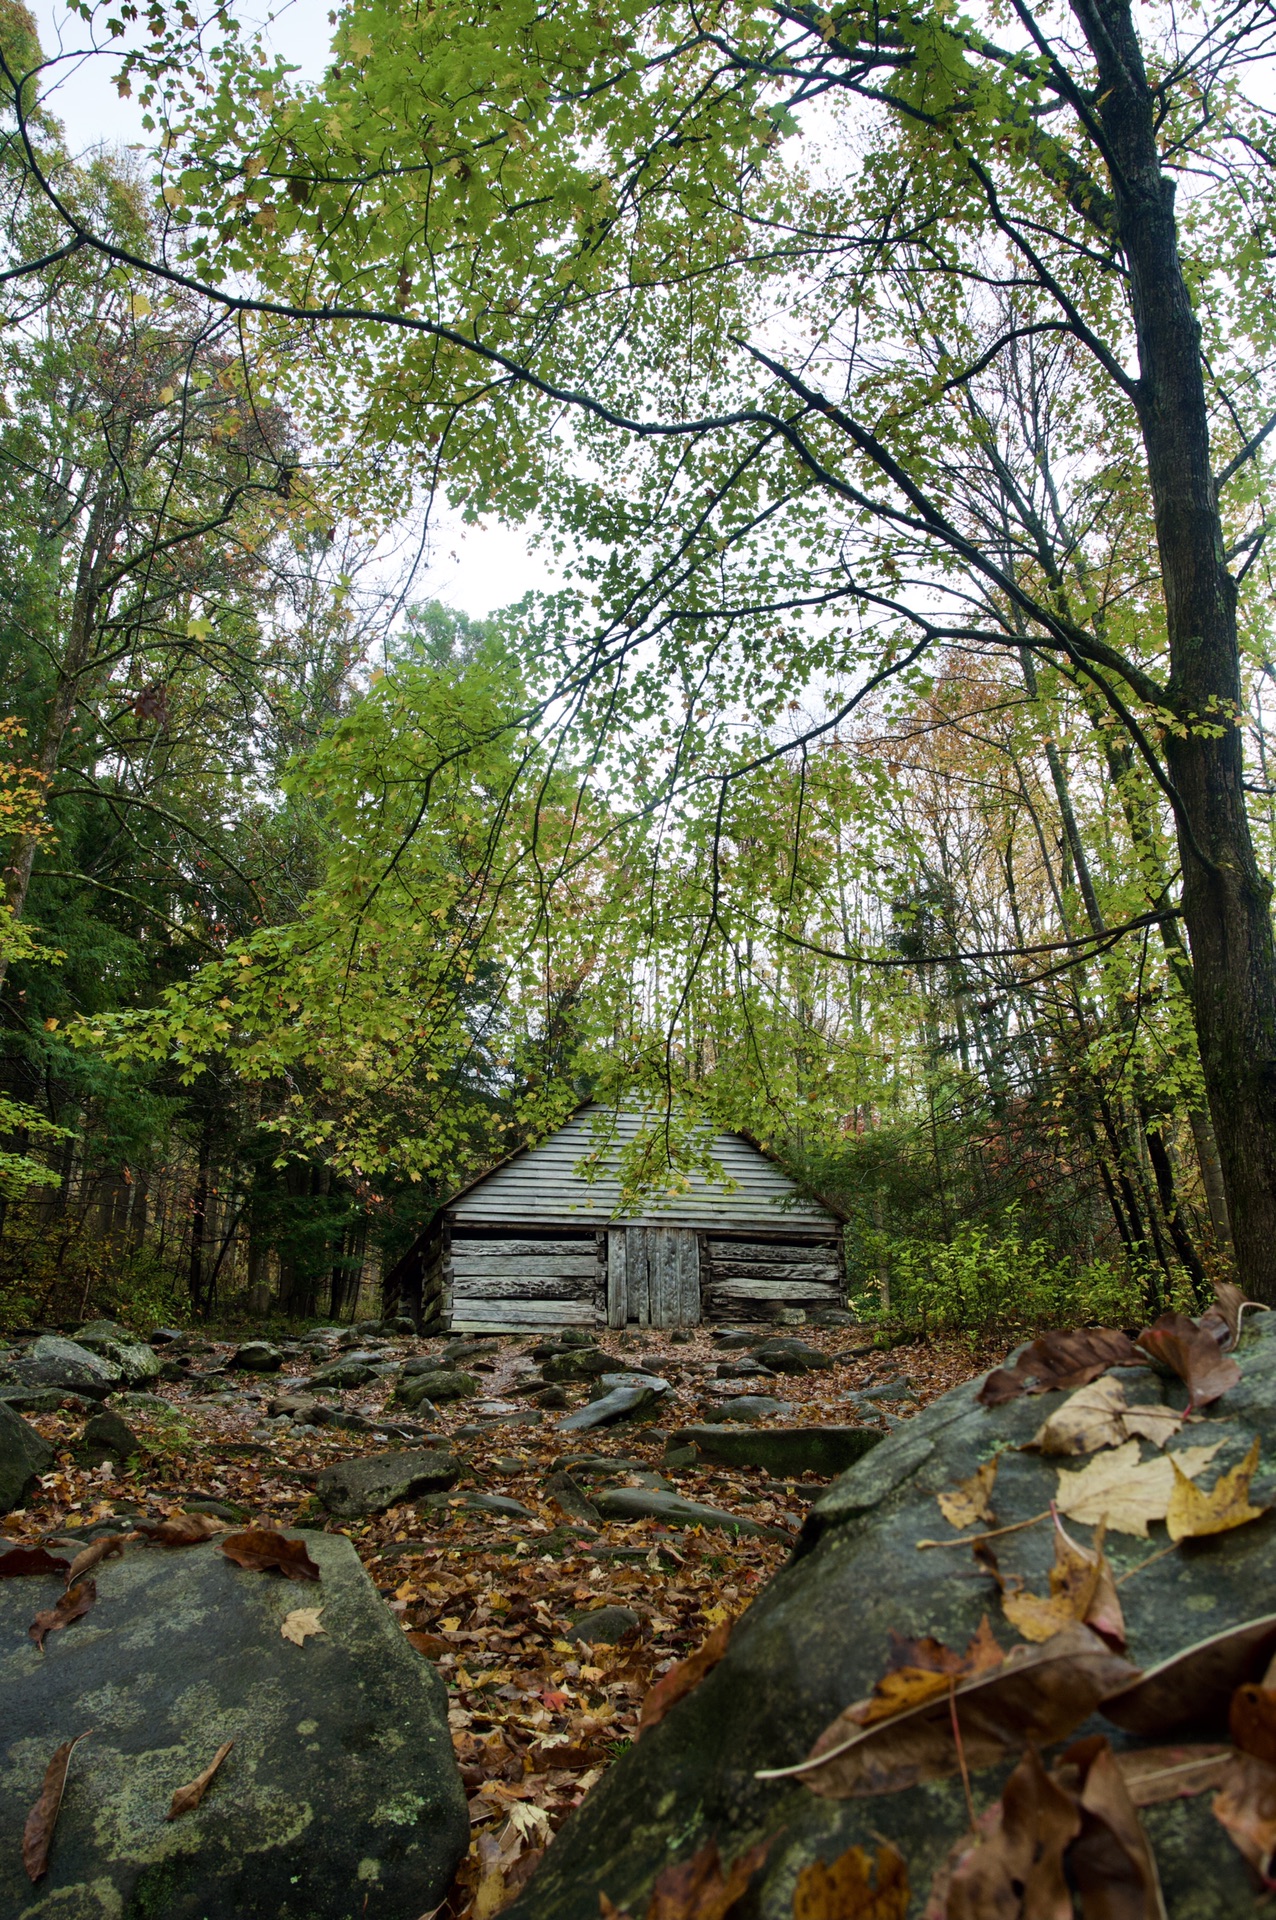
[444,1103,841,1233]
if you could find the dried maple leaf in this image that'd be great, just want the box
[852,1618,1003,1729]
[1198,1279,1265,1352]
[22,1731,91,1882]
[793,1841,908,1920]
[1166,1437,1264,1542]
[645,1837,770,1920]
[137,1512,226,1546]
[29,1579,96,1652]
[66,1532,137,1583]
[219,1528,321,1582]
[758,1624,1134,1799]
[1058,1735,1165,1919]
[1054,1439,1223,1537]
[993,1514,1125,1652]
[926,1744,1079,1920]
[1211,1751,1276,1885]
[280,1606,325,1645]
[637,1619,731,1734]
[936,1458,999,1529]
[1029,1377,1184,1457]
[167,1741,233,1819]
[1102,1613,1276,1737]
[1136,1311,1240,1410]
[0,1545,71,1579]
[977,1329,1143,1407]
[1114,1746,1234,1806]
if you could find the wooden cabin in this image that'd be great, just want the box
[383,1104,846,1332]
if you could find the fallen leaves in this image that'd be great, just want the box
[135,1511,226,1546]
[281,1606,325,1645]
[1029,1376,1183,1457]
[1166,1437,1265,1543]
[759,1625,1134,1798]
[1054,1736,1165,1919]
[646,1837,770,1920]
[793,1841,908,1920]
[1102,1614,1276,1737]
[23,1731,91,1881]
[936,1459,999,1530]
[982,1514,1125,1651]
[1197,1279,1262,1353]
[1136,1311,1241,1411]
[851,1618,1003,1729]
[0,1544,70,1578]
[167,1741,233,1819]
[977,1329,1144,1407]
[637,1619,731,1734]
[219,1528,321,1582]
[66,1532,135,1583]
[927,1743,1079,1920]
[29,1579,97,1651]
[1053,1440,1223,1537]
[1211,1751,1276,1883]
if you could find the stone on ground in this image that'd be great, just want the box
[0,1335,122,1398]
[307,1356,377,1389]
[315,1447,460,1516]
[589,1485,790,1540]
[75,1408,143,1466]
[672,1424,883,1478]
[697,1396,794,1424]
[544,1471,603,1527]
[567,1606,641,1645]
[508,1316,1276,1920]
[749,1338,832,1373]
[394,1369,480,1408]
[542,1349,612,1382]
[0,1398,53,1512]
[226,1341,283,1372]
[556,1379,669,1433]
[0,1530,467,1918]
[74,1321,163,1383]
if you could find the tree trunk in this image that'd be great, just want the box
[1075,0,1276,1297]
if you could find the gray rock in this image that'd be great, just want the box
[74,1321,163,1384]
[117,1391,172,1410]
[383,1315,419,1335]
[508,1319,1276,1920]
[557,1380,669,1433]
[442,1339,492,1364]
[149,1326,185,1343]
[316,1447,461,1517]
[532,1385,571,1409]
[698,1396,794,1424]
[567,1605,641,1645]
[750,1339,832,1374]
[0,1334,122,1399]
[542,1349,612,1383]
[421,1491,533,1518]
[0,1398,53,1511]
[227,1342,283,1372]
[671,1424,883,1478]
[0,1388,93,1415]
[544,1471,602,1528]
[267,1394,325,1423]
[807,1308,857,1328]
[768,1307,808,1326]
[395,1369,480,1407]
[554,1455,649,1477]
[715,1359,776,1379]
[711,1331,758,1350]
[0,1530,467,1917]
[590,1486,790,1540]
[75,1409,143,1465]
[402,1355,448,1377]
[307,1357,376,1389]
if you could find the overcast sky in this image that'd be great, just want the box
[27,0,549,622]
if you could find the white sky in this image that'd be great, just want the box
[28,0,548,621]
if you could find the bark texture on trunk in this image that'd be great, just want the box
[1074,0,1276,1297]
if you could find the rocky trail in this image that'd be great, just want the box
[0,1314,992,1916]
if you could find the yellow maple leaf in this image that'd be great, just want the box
[1167,1437,1264,1542]
[936,1456,999,1529]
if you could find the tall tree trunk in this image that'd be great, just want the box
[1075,0,1276,1296]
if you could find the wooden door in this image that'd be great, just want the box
[607,1226,700,1326]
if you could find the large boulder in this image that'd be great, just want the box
[0,1530,468,1918]
[74,1321,164,1384]
[509,1313,1276,1920]
[0,1334,122,1399]
[0,1399,53,1512]
[316,1447,461,1517]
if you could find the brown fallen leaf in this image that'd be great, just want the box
[1102,1613,1276,1737]
[930,1743,1079,1920]
[1199,1279,1265,1352]
[793,1841,908,1920]
[1230,1651,1276,1765]
[638,1619,731,1734]
[1029,1376,1184,1457]
[1136,1311,1241,1411]
[853,1617,1004,1729]
[0,1544,71,1579]
[219,1529,321,1582]
[280,1606,324,1645]
[1115,1745,1234,1806]
[1166,1437,1264,1543]
[22,1731,91,1881]
[645,1837,770,1920]
[29,1580,96,1652]
[991,1514,1125,1652]
[977,1328,1144,1407]
[406,1629,450,1659]
[1211,1750,1276,1885]
[1059,1735,1166,1919]
[137,1512,227,1545]
[1054,1439,1223,1537]
[936,1458,999,1530]
[167,1740,233,1819]
[66,1532,137,1584]
[758,1624,1135,1799]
